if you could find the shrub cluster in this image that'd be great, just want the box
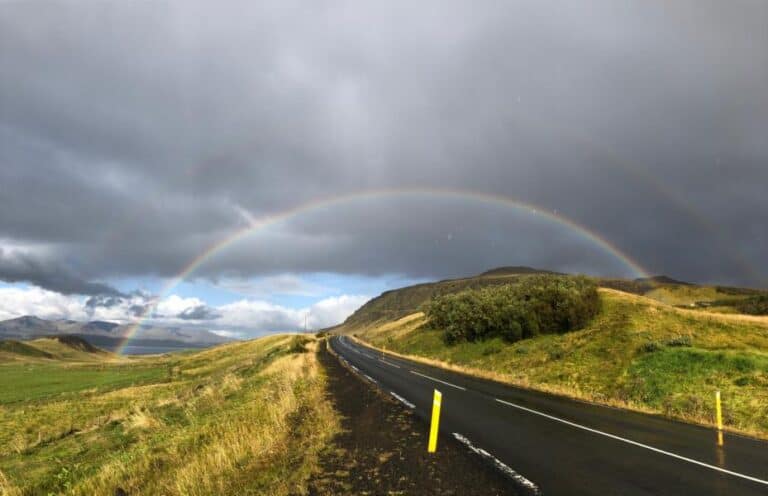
[734,295,768,315]
[425,275,600,344]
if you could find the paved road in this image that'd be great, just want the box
[329,335,768,496]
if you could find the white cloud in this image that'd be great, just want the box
[307,294,370,329]
[0,285,87,321]
[154,294,206,317]
[208,294,369,332]
[209,329,246,339]
[0,283,369,336]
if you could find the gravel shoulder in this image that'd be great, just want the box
[304,342,519,495]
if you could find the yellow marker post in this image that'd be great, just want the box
[428,389,442,453]
[715,391,724,447]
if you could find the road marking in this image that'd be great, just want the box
[410,370,467,391]
[379,359,401,368]
[363,374,378,384]
[350,365,360,372]
[495,398,768,486]
[390,391,415,409]
[453,433,541,495]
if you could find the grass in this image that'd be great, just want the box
[0,334,339,496]
[643,285,736,306]
[0,363,167,404]
[346,288,768,439]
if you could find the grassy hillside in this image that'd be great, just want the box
[341,268,768,332]
[0,334,337,496]
[344,288,768,439]
[0,340,53,360]
[343,267,560,327]
[0,336,113,364]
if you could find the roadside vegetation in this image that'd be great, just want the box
[0,334,338,496]
[425,275,599,344]
[345,286,768,439]
[728,295,768,315]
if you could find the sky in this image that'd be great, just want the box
[0,1,766,338]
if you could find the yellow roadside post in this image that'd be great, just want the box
[715,391,724,447]
[428,389,442,453]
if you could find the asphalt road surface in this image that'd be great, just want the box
[329,335,768,496]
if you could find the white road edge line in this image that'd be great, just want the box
[363,374,378,384]
[350,365,360,372]
[379,359,401,368]
[410,370,467,391]
[495,398,768,486]
[453,432,541,495]
[390,391,416,409]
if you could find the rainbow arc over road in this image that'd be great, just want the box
[117,187,649,354]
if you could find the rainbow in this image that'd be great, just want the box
[116,187,650,354]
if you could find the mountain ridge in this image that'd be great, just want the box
[0,315,230,348]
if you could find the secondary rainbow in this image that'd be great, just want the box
[116,187,650,354]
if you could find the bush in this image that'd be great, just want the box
[665,336,692,347]
[425,275,600,345]
[639,341,662,353]
[734,295,768,315]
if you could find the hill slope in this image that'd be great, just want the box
[0,336,111,363]
[340,267,768,330]
[342,266,558,327]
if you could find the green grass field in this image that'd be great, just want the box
[0,363,167,404]
[349,288,768,438]
[0,335,338,496]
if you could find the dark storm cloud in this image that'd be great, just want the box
[0,247,122,296]
[0,0,767,288]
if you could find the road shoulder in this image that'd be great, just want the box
[304,341,519,495]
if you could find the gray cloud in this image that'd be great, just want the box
[177,305,222,321]
[0,0,766,289]
[0,247,122,296]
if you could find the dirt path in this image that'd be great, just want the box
[305,343,518,495]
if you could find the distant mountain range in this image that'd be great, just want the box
[0,315,231,350]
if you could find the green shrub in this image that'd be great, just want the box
[734,376,752,387]
[639,341,662,353]
[665,336,692,347]
[426,275,600,345]
[481,343,502,356]
[734,295,768,315]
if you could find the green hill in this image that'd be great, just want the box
[0,340,53,360]
[341,267,768,331]
[342,266,560,327]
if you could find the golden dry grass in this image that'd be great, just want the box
[1,334,340,496]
